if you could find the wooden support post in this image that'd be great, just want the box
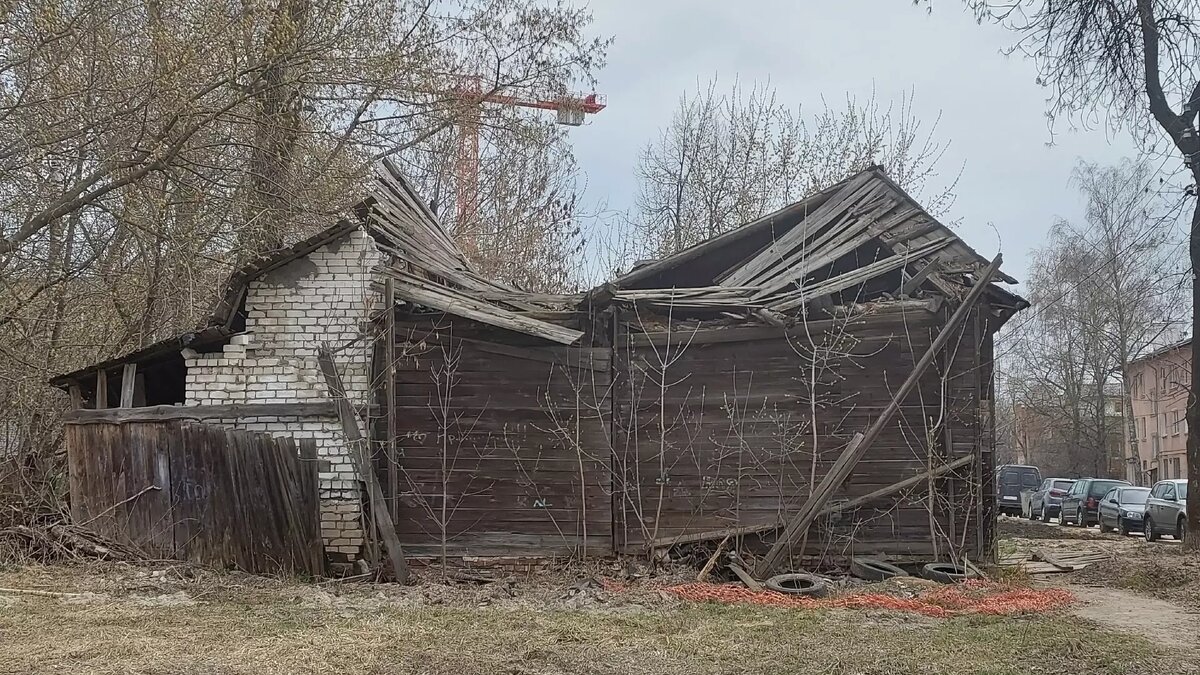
[316,347,409,584]
[68,384,82,409]
[754,254,1003,578]
[120,363,137,408]
[95,370,108,409]
[384,279,398,520]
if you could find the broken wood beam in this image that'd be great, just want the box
[696,535,732,583]
[316,347,409,584]
[728,562,762,592]
[830,454,974,514]
[63,403,340,423]
[1031,549,1075,571]
[95,369,108,409]
[645,454,976,549]
[119,363,137,408]
[754,254,1003,578]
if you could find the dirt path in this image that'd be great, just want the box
[1058,583,1198,651]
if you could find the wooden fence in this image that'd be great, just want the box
[66,419,324,575]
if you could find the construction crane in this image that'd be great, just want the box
[451,76,607,233]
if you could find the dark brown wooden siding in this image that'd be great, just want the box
[379,302,996,562]
[614,305,987,559]
[382,315,612,557]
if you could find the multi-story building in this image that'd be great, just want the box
[1127,338,1191,485]
[1010,384,1124,479]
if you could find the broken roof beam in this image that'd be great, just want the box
[384,271,584,345]
[721,173,880,288]
[765,236,954,311]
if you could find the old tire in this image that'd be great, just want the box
[919,562,972,584]
[765,573,828,597]
[849,558,909,582]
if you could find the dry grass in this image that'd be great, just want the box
[0,563,1171,675]
[997,513,1200,612]
[1073,545,1200,612]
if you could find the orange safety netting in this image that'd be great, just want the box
[663,579,1075,618]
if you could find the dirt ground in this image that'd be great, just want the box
[997,515,1200,612]
[1,521,1197,674]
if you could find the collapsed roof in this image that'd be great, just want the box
[51,162,1026,386]
[593,166,1025,319]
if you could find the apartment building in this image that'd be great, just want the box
[1127,339,1190,485]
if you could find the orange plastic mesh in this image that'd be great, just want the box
[662,579,1075,618]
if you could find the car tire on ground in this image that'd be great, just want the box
[1040,505,1050,523]
[849,558,909,581]
[1118,519,1129,536]
[1145,516,1160,542]
[919,563,972,584]
[1076,510,1087,527]
[1178,517,1187,541]
[765,573,827,597]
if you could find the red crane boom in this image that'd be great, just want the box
[451,77,606,244]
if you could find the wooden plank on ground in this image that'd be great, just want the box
[317,347,409,583]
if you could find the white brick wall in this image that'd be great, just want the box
[184,227,384,565]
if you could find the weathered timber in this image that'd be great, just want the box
[119,363,137,408]
[66,419,323,575]
[316,347,409,583]
[95,369,108,409]
[384,270,583,345]
[754,254,1003,577]
[64,403,338,423]
[384,278,399,522]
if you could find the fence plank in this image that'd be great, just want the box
[63,419,325,576]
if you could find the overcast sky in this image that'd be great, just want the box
[567,0,1146,286]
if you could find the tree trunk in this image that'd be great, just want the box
[1186,197,1200,549]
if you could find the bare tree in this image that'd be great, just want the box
[0,0,610,528]
[958,0,1200,547]
[1002,159,1187,478]
[633,79,953,257]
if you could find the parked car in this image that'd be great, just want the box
[1096,486,1151,535]
[1026,477,1076,522]
[1060,478,1131,527]
[996,464,1041,516]
[1144,479,1189,542]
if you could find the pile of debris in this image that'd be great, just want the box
[1,457,142,565]
[1,520,144,564]
[998,547,1111,574]
[663,579,1075,618]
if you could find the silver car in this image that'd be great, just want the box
[1144,479,1189,542]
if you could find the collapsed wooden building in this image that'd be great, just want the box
[51,162,1027,576]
